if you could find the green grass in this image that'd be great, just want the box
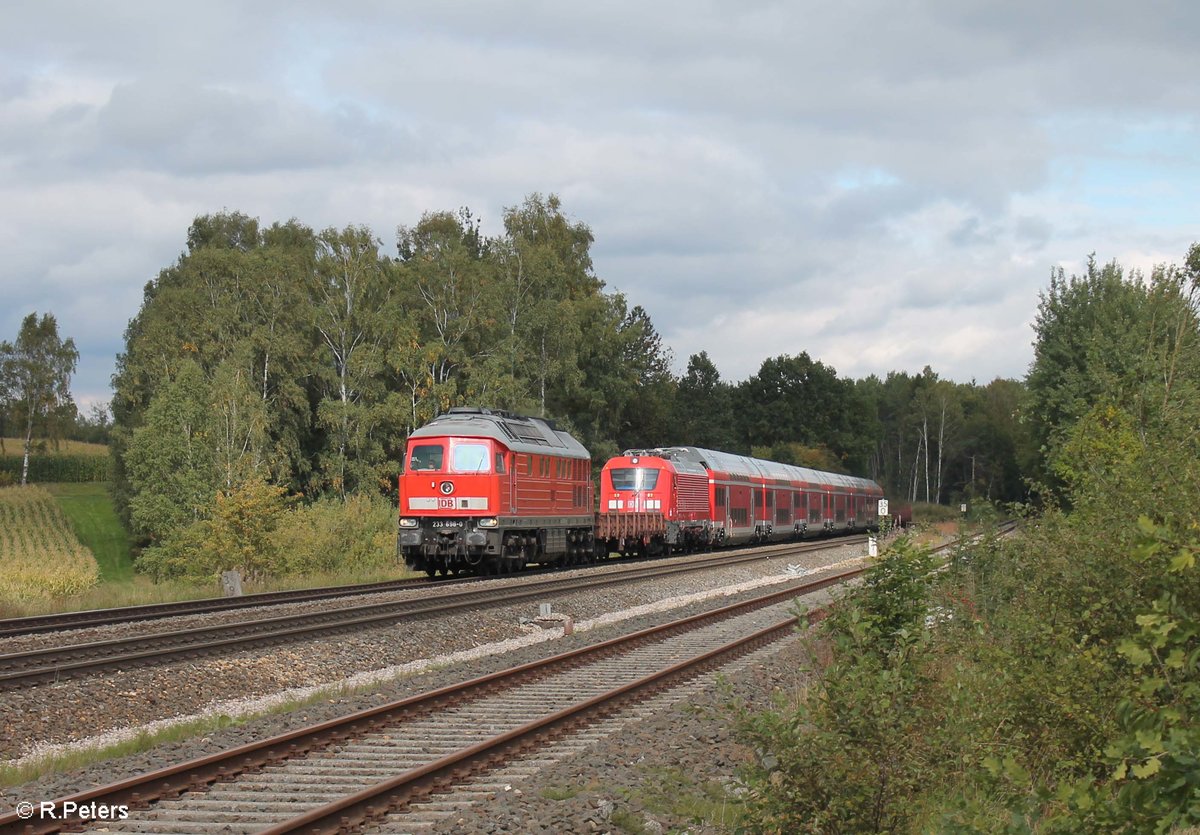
[540,785,583,801]
[0,481,414,617]
[43,483,133,582]
[1,714,239,788]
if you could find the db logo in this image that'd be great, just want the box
[440,481,454,495]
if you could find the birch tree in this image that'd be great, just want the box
[309,225,392,498]
[0,313,79,485]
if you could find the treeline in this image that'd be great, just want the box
[110,194,1031,569]
[111,195,680,549]
[735,245,1200,830]
[676,351,1028,505]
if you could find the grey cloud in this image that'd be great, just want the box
[90,81,398,175]
[948,217,996,248]
[2,0,1198,402]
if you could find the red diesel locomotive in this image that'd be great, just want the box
[595,446,885,556]
[398,407,594,575]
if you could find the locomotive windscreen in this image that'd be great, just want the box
[410,444,444,471]
[451,443,491,473]
[609,468,660,491]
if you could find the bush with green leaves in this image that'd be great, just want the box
[136,480,396,581]
[732,538,946,833]
[269,492,397,575]
[136,478,289,581]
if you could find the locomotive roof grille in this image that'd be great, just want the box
[411,406,587,458]
[498,420,559,447]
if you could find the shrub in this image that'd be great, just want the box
[270,493,397,575]
[137,479,289,581]
[136,484,396,581]
[732,538,945,832]
[910,501,965,524]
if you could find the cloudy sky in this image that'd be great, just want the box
[3,1,1198,409]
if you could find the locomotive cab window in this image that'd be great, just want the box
[610,468,659,491]
[451,442,490,473]
[409,444,444,472]
[494,452,506,474]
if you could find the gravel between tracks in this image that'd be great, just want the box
[409,632,816,834]
[0,541,866,819]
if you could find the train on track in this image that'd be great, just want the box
[397,407,886,576]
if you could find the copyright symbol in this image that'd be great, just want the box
[16,802,34,819]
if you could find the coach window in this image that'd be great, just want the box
[409,444,444,472]
[451,442,491,473]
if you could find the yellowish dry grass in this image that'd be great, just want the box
[0,437,108,456]
[0,485,100,601]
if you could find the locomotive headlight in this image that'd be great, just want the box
[398,518,418,528]
[478,517,499,528]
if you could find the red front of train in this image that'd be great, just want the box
[398,407,593,575]
[596,450,715,555]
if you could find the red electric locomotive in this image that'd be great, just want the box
[596,446,884,556]
[398,407,594,575]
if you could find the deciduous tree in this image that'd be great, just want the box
[0,312,79,485]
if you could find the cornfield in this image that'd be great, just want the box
[0,453,112,483]
[0,486,101,600]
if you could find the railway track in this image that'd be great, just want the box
[0,578,462,640]
[1,561,858,834]
[0,534,869,640]
[0,536,867,691]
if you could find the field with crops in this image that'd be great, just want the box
[0,438,108,456]
[0,485,101,603]
[0,438,111,484]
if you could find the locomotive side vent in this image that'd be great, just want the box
[499,420,558,447]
